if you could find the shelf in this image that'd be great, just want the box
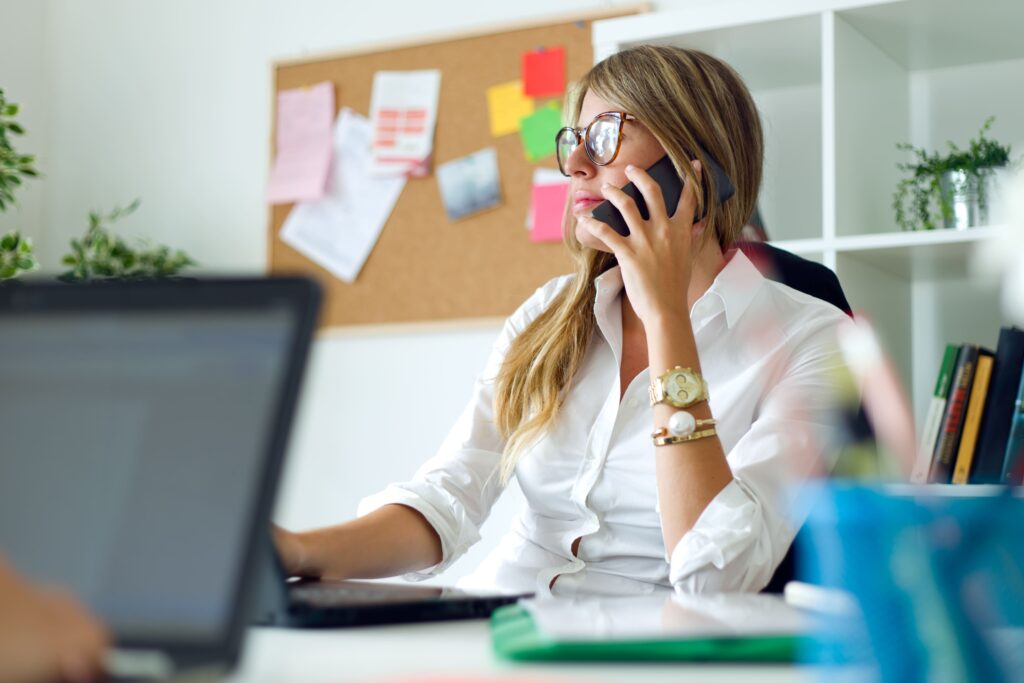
[594,3,825,90]
[593,0,1014,424]
[839,0,1024,71]
[769,237,827,256]
[832,225,1001,280]
[772,226,1002,279]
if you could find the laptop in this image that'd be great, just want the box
[0,277,320,679]
[0,276,526,673]
[251,542,529,628]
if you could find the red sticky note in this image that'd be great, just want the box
[530,182,570,243]
[523,46,565,97]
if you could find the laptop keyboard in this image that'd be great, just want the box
[290,583,444,607]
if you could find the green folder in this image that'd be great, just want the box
[491,603,801,662]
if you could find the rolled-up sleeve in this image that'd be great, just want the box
[668,313,853,593]
[357,276,572,580]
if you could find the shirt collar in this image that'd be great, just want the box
[591,248,765,330]
[702,248,764,329]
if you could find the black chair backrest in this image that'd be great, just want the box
[737,241,853,317]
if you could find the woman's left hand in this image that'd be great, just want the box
[578,159,702,328]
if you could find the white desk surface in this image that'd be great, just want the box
[229,621,810,683]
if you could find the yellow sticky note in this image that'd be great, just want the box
[487,80,535,137]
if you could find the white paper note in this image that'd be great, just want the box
[519,593,809,640]
[368,70,442,177]
[280,108,406,283]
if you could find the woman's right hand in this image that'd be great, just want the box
[271,524,310,578]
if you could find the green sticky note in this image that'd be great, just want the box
[519,103,562,162]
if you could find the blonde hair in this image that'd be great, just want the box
[493,46,764,482]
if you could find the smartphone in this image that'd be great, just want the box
[590,153,736,236]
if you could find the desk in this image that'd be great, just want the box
[230,621,810,683]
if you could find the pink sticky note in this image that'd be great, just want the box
[522,46,565,97]
[529,182,570,242]
[266,82,335,204]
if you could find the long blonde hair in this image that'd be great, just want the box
[493,46,764,482]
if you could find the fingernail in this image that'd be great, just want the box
[625,164,635,173]
[692,159,702,172]
[602,183,611,190]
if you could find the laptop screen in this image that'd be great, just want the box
[0,303,296,644]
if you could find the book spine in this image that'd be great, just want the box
[911,344,959,484]
[930,345,978,483]
[1001,369,1024,484]
[952,351,994,484]
[972,327,1024,483]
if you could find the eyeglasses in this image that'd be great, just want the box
[555,111,635,177]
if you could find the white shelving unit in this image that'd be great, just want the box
[593,0,1019,428]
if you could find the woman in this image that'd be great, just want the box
[275,46,850,595]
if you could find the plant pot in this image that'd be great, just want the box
[937,168,1000,230]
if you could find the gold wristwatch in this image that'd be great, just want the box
[648,366,709,408]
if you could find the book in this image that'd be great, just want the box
[929,345,979,483]
[911,344,959,484]
[951,350,994,484]
[972,327,1024,483]
[1001,369,1024,484]
[491,593,806,662]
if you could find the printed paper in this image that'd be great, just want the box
[281,108,406,283]
[369,70,441,177]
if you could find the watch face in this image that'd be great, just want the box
[665,370,701,405]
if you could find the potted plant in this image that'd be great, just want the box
[893,117,1013,231]
[60,199,195,281]
[2,84,196,282]
[0,87,40,279]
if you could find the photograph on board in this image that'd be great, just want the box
[436,147,502,221]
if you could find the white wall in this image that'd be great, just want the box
[0,0,48,254]
[4,0,703,586]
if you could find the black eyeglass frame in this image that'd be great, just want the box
[555,111,636,177]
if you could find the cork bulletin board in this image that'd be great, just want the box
[268,6,647,329]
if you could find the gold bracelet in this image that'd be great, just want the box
[653,427,717,447]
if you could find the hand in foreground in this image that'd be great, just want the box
[0,560,109,683]
[579,159,703,327]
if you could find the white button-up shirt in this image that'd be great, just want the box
[359,250,851,596]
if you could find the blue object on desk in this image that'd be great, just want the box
[798,483,1024,682]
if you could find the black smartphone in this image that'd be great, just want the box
[590,153,735,236]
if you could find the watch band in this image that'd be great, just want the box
[653,427,718,447]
